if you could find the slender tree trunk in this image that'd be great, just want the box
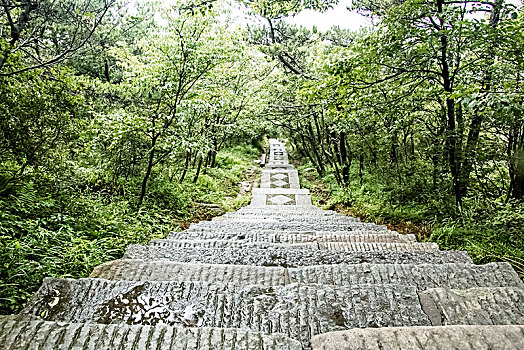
[193,155,203,183]
[509,122,524,200]
[330,132,343,185]
[138,139,157,209]
[436,0,461,208]
[359,154,364,186]
[340,132,350,186]
[179,149,191,183]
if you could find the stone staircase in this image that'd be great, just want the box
[1,138,523,349]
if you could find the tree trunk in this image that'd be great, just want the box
[456,0,503,200]
[340,132,350,186]
[179,149,191,183]
[359,154,364,186]
[138,140,157,209]
[437,0,461,208]
[193,155,203,183]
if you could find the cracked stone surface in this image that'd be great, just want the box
[167,231,416,243]
[149,239,439,252]
[20,279,431,346]
[0,318,302,350]
[420,287,524,326]
[123,245,473,266]
[309,325,524,350]
[91,260,522,293]
[187,221,388,232]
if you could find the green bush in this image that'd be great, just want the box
[296,159,524,280]
[0,143,259,314]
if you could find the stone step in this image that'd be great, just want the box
[211,216,361,223]
[252,188,310,195]
[289,262,523,290]
[90,260,289,285]
[123,245,472,266]
[318,242,439,251]
[251,193,313,206]
[260,170,300,189]
[420,286,524,326]
[241,205,324,212]
[167,230,415,243]
[309,325,524,350]
[187,221,388,232]
[237,206,325,212]
[91,260,522,292]
[149,239,439,252]
[218,212,355,218]
[151,239,316,250]
[220,213,351,219]
[263,164,294,169]
[21,279,431,346]
[0,318,301,350]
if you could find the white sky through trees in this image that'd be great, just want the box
[286,0,372,31]
[154,0,371,32]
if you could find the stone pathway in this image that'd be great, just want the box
[1,138,523,349]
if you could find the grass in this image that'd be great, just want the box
[293,157,524,280]
[0,143,260,314]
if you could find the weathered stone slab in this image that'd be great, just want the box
[187,221,388,232]
[90,260,521,292]
[237,206,324,212]
[309,325,524,350]
[260,170,300,189]
[251,193,312,206]
[0,318,302,350]
[150,239,316,250]
[167,231,415,243]
[240,205,322,212]
[289,263,523,290]
[219,211,356,218]
[124,245,472,266]
[222,212,349,219]
[150,239,437,252]
[21,279,431,346]
[91,260,289,285]
[263,164,294,169]
[420,287,524,326]
[252,188,310,195]
[317,242,439,252]
[212,216,361,223]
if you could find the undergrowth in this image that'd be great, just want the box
[0,144,259,314]
[295,159,524,280]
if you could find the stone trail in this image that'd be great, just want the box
[165,231,419,243]
[2,138,523,349]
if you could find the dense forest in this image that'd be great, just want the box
[1,0,523,313]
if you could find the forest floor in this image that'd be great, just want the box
[0,144,261,314]
[291,154,524,281]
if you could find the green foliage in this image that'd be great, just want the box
[0,143,258,314]
[0,68,87,194]
[0,185,166,314]
[299,159,524,279]
[2,0,524,319]
[262,0,524,280]
[428,201,524,279]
